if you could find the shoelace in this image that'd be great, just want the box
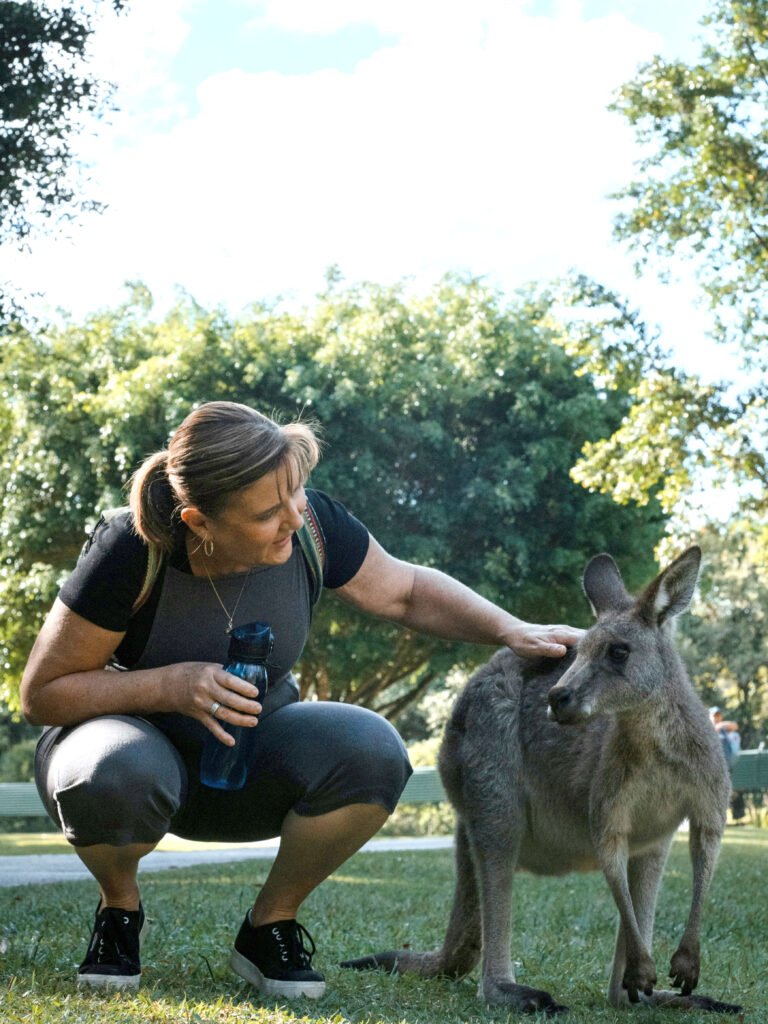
[286,921,316,968]
[88,909,136,964]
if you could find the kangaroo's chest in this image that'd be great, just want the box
[590,752,691,845]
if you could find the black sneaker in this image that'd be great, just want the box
[230,914,326,999]
[77,903,146,990]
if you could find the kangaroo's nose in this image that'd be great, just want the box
[548,687,574,715]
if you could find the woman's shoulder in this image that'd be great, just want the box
[84,507,146,554]
[305,488,370,588]
[58,508,152,631]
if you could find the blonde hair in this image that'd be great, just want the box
[129,402,321,552]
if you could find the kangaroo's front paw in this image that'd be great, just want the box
[669,943,700,995]
[623,952,657,1003]
[480,978,569,1015]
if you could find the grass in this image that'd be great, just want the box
[0,829,763,1023]
[0,832,279,857]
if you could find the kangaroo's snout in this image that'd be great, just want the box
[547,685,590,725]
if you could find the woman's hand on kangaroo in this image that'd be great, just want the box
[504,623,585,659]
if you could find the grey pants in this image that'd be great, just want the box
[35,702,412,847]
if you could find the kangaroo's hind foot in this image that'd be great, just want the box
[480,977,569,1015]
[612,988,743,1014]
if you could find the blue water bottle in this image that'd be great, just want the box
[200,621,274,790]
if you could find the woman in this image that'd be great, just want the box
[22,401,582,1000]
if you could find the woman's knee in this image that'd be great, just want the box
[40,716,186,845]
[294,704,413,815]
[346,707,412,796]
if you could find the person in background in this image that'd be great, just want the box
[709,705,745,822]
[22,401,584,1001]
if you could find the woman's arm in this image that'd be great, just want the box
[336,536,583,657]
[21,598,263,744]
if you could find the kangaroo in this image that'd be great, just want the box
[342,547,742,1015]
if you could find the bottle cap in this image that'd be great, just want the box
[227,621,273,662]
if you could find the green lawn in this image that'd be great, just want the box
[0,829,762,1023]
[0,831,277,856]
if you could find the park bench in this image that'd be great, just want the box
[0,754,764,823]
[0,765,447,823]
[729,747,768,795]
[0,781,48,819]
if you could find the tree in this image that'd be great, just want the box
[0,0,124,245]
[581,1,767,521]
[679,518,768,747]
[0,277,666,717]
[612,0,768,356]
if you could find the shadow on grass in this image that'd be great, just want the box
[0,833,763,1023]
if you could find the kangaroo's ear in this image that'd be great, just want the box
[638,546,702,626]
[583,554,632,618]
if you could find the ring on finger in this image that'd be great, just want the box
[209,700,221,716]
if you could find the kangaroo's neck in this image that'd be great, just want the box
[612,669,694,758]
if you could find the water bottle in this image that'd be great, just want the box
[199,621,274,790]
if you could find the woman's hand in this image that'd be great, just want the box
[501,623,585,659]
[164,661,263,746]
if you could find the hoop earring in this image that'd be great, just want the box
[203,537,214,558]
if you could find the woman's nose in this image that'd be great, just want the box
[286,499,305,530]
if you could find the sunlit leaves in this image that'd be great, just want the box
[0,277,665,713]
[0,1,124,246]
[680,517,768,745]
[612,0,768,357]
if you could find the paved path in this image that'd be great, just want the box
[0,835,453,888]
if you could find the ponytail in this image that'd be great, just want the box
[129,450,178,553]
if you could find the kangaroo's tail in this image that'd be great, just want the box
[340,821,481,980]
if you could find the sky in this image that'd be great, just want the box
[6,0,739,381]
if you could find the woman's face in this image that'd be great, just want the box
[200,463,307,571]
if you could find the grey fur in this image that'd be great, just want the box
[342,547,742,1015]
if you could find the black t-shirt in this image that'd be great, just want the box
[58,488,370,667]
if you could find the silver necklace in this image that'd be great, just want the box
[202,561,252,634]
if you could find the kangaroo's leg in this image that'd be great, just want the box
[608,833,741,1015]
[608,838,670,1008]
[669,820,720,994]
[642,821,742,1015]
[434,819,482,977]
[467,806,568,1014]
[596,823,658,1003]
[339,818,481,978]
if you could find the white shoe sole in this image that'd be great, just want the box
[76,971,141,991]
[230,948,326,999]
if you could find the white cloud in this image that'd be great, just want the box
[3,0,738,380]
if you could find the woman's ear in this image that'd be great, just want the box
[180,506,209,538]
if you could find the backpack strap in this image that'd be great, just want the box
[98,506,164,615]
[296,497,326,609]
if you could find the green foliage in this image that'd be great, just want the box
[595,1,768,527]
[0,277,665,715]
[0,0,124,247]
[555,275,766,523]
[555,279,768,741]
[612,0,768,356]
[0,709,39,781]
[0,737,36,782]
[565,4,768,741]
[679,517,768,746]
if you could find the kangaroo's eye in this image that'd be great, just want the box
[608,643,630,664]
